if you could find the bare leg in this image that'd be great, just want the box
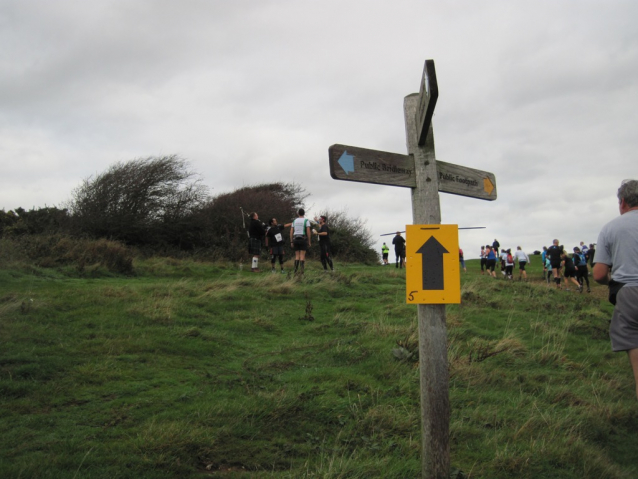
[628,349,638,400]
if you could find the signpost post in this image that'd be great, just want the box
[328,60,496,478]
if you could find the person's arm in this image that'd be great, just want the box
[306,225,311,246]
[593,263,610,285]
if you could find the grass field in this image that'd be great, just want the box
[1,254,637,478]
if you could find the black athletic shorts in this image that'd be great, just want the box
[486,259,496,272]
[518,261,527,271]
[293,236,307,251]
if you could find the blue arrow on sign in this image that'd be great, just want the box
[416,236,449,290]
[337,151,355,175]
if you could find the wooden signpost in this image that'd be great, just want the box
[328,60,497,478]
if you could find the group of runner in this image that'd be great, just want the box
[247,208,334,274]
[478,238,596,292]
[479,241,531,281]
[541,240,595,292]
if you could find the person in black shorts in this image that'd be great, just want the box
[266,218,286,273]
[561,252,581,291]
[546,239,564,288]
[315,215,334,271]
[290,208,311,274]
[573,246,590,292]
[514,246,529,281]
[485,245,497,278]
[382,243,390,265]
[480,245,487,275]
[392,232,406,269]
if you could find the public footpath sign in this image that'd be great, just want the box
[328,59,497,478]
[406,225,460,304]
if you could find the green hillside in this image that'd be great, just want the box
[1,255,636,478]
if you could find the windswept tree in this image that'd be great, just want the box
[68,155,209,247]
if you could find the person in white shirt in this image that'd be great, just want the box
[514,246,530,281]
[290,208,312,274]
[500,249,508,276]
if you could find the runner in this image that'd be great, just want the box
[514,246,530,281]
[290,208,311,274]
[541,246,549,283]
[485,245,497,278]
[315,215,334,271]
[561,252,581,291]
[381,243,390,265]
[547,239,564,289]
[573,246,590,293]
[500,248,508,277]
[265,218,286,274]
[459,248,467,273]
[505,249,514,280]
[479,245,487,275]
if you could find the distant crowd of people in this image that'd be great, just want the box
[479,240,532,282]
[477,238,596,293]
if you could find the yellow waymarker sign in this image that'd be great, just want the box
[483,177,495,196]
[406,224,460,304]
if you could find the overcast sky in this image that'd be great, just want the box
[1,0,636,259]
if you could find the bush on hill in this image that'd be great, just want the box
[196,182,307,260]
[66,155,208,248]
[0,206,70,237]
[4,158,378,264]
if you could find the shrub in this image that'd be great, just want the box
[315,209,378,264]
[0,207,69,237]
[196,183,307,261]
[1,235,134,275]
[66,155,208,248]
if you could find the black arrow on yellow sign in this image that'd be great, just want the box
[416,236,449,290]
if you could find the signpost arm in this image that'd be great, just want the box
[404,93,450,478]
